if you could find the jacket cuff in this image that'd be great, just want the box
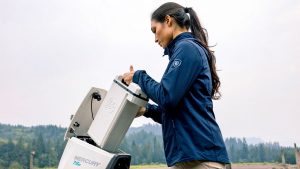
[143,103,152,118]
[133,70,145,84]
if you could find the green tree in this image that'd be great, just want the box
[8,161,23,169]
[258,143,266,162]
[131,141,141,164]
[241,138,249,162]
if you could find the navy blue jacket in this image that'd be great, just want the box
[132,32,230,166]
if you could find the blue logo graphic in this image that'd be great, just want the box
[73,161,81,166]
[172,59,182,68]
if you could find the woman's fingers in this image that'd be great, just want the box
[122,73,131,85]
[122,65,135,85]
[135,107,146,118]
[124,78,131,85]
[122,72,129,78]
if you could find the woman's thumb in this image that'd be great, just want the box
[130,65,134,72]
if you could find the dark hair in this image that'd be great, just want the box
[151,2,221,100]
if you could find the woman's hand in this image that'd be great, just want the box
[122,65,135,85]
[136,107,146,118]
[122,66,145,118]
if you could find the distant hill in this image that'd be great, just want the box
[127,123,162,136]
[0,123,297,168]
[128,124,265,145]
[0,123,161,142]
[0,122,265,145]
[0,123,65,143]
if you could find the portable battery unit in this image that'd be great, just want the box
[58,76,148,169]
[88,77,148,152]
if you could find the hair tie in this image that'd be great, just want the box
[184,7,190,13]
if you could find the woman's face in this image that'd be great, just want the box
[151,18,173,49]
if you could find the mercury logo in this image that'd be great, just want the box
[73,156,101,167]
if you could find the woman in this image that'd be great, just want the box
[122,2,230,169]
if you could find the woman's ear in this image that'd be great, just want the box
[164,15,173,27]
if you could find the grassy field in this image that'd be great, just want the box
[35,163,298,169]
[131,164,167,168]
[34,164,167,169]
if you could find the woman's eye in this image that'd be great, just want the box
[151,28,156,34]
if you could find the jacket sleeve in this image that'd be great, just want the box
[132,41,203,112]
[143,103,162,124]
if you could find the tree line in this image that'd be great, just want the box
[0,124,297,168]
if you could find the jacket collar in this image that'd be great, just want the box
[163,32,195,59]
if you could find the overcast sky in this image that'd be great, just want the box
[0,0,299,146]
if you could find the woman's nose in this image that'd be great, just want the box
[155,36,159,43]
